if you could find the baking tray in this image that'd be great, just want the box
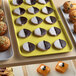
[7,0,73,57]
[25,60,76,76]
[60,6,76,43]
[0,0,14,61]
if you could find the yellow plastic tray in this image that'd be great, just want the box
[8,0,73,57]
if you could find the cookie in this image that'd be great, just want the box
[0,9,4,21]
[42,6,53,14]
[31,16,43,25]
[16,17,27,25]
[54,39,66,49]
[0,36,10,52]
[55,61,68,73]
[37,64,50,76]
[28,6,39,14]
[0,21,7,36]
[23,42,35,52]
[18,29,31,38]
[38,0,49,4]
[12,0,23,5]
[34,28,47,36]
[45,16,56,24]
[49,27,61,36]
[25,0,37,5]
[13,7,25,15]
[37,41,51,51]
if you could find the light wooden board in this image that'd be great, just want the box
[25,60,76,76]
[0,0,76,67]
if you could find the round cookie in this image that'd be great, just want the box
[45,16,56,24]
[0,21,7,36]
[18,29,31,38]
[37,41,51,51]
[28,6,39,14]
[25,0,37,5]
[12,0,23,5]
[42,6,53,14]
[38,0,49,4]
[54,39,66,49]
[0,9,4,21]
[49,27,61,36]
[31,16,43,25]
[13,7,25,15]
[16,17,27,25]
[23,42,35,52]
[0,36,10,52]
[34,28,47,37]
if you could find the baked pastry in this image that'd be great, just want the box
[63,1,76,13]
[37,64,50,76]
[45,16,56,24]
[38,0,49,4]
[49,27,61,36]
[28,6,39,14]
[23,42,35,52]
[25,0,37,5]
[0,36,10,52]
[18,29,31,38]
[34,28,47,37]
[74,22,76,33]
[16,17,27,25]
[55,61,68,73]
[0,67,13,76]
[12,0,23,5]
[54,39,66,49]
[0,9,4,21]
[13,7,25,15]
[69,10,76,23]
[42,6,53,14]
[37,40,51,51]
[31,16,43,25]
[0,21,7,36]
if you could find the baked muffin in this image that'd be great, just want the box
[0,36,10,52]
[0,21,7,36]
[0,9,4,21]
[69,10,76,23]
[63,1,76,13]
[74,22,76,33]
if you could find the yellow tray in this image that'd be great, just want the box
[8,0,73,57]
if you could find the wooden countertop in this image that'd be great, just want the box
[0,0,76,67]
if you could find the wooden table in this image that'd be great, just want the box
[0,0,76,67]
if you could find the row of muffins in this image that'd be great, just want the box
[12,0,49,6]
[0,8,11,52]
[22,39,66,52]
[63,1,76,33]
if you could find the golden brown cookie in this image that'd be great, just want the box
[0,9,4,21]
[0,36,10,52]
[63,1,76,13]
[74,22,76,33]
[0,21,7,36]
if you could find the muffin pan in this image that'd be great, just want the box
[0,0,14,61]
[7,0,73,57]
[60,6,76,43]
